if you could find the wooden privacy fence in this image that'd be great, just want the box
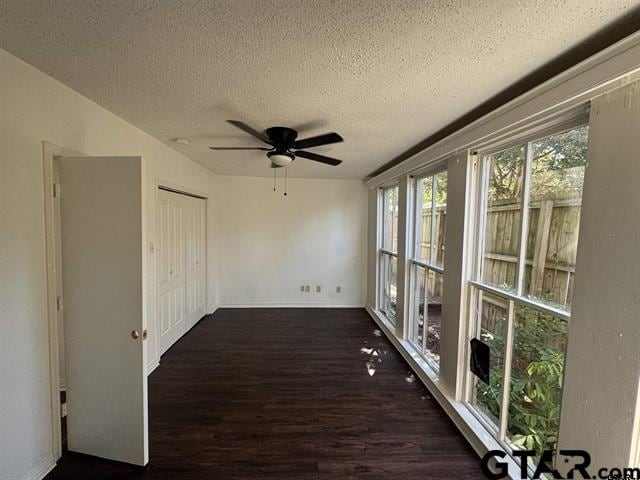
[395,194,579,317]
[478,196,579,353]
[417,206,446,303]
[482,196,581,309]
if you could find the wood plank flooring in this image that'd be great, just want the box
[46,308,485,479]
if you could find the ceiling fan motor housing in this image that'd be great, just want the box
[266,126,298,147]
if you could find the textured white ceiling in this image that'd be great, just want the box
[0,0,636,179]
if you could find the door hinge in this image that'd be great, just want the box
[60,402,68,418]
[56,296,63,311]
[53,183,61,198]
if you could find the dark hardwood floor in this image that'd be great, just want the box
[46,308,485,479]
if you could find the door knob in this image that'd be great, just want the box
[131,330,140,339]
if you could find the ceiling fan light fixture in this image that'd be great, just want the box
[267,151,294,167]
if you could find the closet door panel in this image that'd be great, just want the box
[157,190,206,354]
[185,196,206,330]
[158,190,186,354]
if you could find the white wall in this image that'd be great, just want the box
[215,175,367,307]
[0,48,217,480]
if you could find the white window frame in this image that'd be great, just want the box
[377,184,399,325]
[463,115,588,466]
[408,166,447,372]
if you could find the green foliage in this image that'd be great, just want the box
[476,306,567,457]
[487,126,588,204]
[421,172,448,206]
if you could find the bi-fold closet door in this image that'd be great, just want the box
[157,188,206,355]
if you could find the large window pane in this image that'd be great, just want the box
[524,127,588,310]
[383,186,399,252]
[433,171,447,267]
[415,177,433,263]
[469,123,588,471]
[473,291,509,427]
[410,169,447,370]
[506,305,567,456]
[425,270,443,366]
[481,145,525,292]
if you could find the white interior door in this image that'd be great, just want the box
[157,189,187,354]
[59,156,147,466]
[185,194,206,330]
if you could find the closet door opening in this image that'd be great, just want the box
[157,187,206,355]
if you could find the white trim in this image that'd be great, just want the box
[366,31,640,187]
[217,303,365,308]
[469,281,570,321]
[154,178,209,200]
[42,141,85,462]
[365,306,522,480]
[20,453,55,480]
[146,360,161,375]
[409,258,444,274]
[630,379,640,466]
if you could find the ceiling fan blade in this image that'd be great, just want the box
[227,120,272,145]
[209,147,270,150]
[294,150,342,166]
[293,132,343,150]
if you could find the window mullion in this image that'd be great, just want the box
[383,254,387,313]
[414,263,420,351]
[476,158,490,282]
[430,176,437,263]
[498,298,516,441]
[422,267,428,354]
[414,178,423,261]
[516,143,533,296]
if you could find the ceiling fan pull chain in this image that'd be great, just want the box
[273,168,276,192]
[284,167,287,196]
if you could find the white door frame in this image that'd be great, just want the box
[152,178,208,368]
[42,141,85,461]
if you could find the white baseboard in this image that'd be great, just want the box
[20,453,55,480]
[217,303,365,308]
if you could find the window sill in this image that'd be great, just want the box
[375,309,396,332]
[366,305,525,480]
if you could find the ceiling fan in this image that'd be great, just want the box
[209,120,344,168]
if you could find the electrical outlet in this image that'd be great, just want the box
[336,286,341,293]
[305,285,310,292]
[300,285,305,292]
[316,285,321,293]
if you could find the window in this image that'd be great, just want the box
[409,170,447,368]
[467,124,588,464]
[379,185,399,323]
